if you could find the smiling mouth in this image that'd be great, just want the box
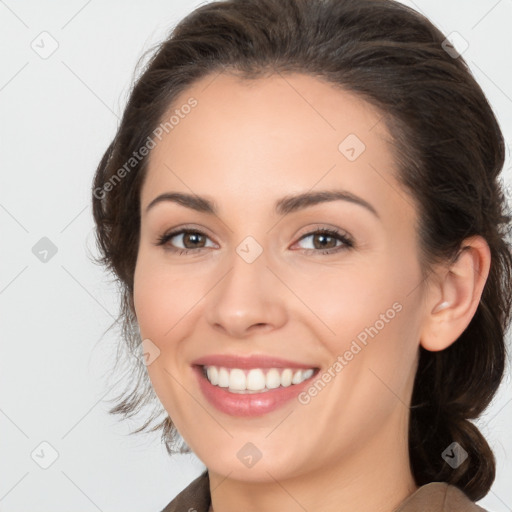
[199,365,319,394]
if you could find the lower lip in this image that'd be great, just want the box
[193,366,317,417]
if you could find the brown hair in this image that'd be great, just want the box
[91,0,512,501]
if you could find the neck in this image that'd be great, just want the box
[207,414,417,512]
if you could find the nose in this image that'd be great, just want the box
[204,248,288,339]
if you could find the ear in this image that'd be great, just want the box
[420,235,491,352]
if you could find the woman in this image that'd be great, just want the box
[91,0,512,510]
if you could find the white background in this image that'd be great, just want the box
[1,1,511,511]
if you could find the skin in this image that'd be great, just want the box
[133,72,490,512]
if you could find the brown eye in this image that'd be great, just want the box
[312,232,338,250]
[180,231,207,248]
[156,229,216,253]
[295,228,354,254]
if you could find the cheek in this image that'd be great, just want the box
[301,266,421,438]
[296,263,399,336]
[301,252,422,370]
[133,253,204,340]
[133,263,168,340]
[132,257,198,418]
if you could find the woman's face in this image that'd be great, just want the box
[134,72,427,481]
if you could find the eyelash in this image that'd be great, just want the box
[155,226,354,256]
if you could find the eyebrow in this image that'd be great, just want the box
[145,189,380,219]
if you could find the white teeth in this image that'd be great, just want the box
[302,369,314,380]
[203,365,316,392]
[206,366,218,385]
[218,367,230,387]
[291,369,303,384]
[247,368,266,391]
[266,368,281,389]
[281,368,293,387]
[229,369,246,391]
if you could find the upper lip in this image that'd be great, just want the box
[191,354,319,369]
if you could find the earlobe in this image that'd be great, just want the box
[420,236,491,352]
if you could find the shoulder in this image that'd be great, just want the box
[159,470,210,512]
[394,481,488,512]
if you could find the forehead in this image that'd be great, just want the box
[141,72,409,222]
